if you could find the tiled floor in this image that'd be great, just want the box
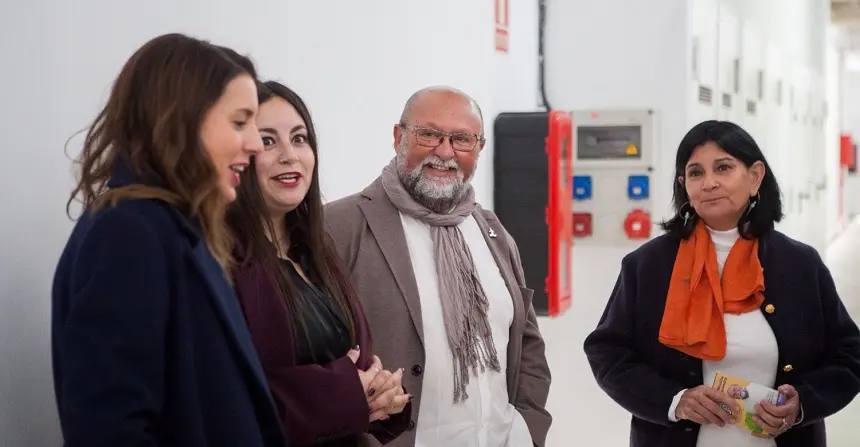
[538,220,860,446]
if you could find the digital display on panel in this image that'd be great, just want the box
[577,125,642,160]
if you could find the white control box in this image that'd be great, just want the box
[571,109,657,246]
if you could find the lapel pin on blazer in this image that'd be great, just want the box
[488,228,498,238]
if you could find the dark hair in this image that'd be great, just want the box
[67,33,257,269]
[660,120,783,239]
[226,81,360,352]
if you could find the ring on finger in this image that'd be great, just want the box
[778,418,789,432]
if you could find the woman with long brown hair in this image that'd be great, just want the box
[52,34,287,446]
[228,81,411,446]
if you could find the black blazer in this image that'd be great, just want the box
[583,230,860,447]
[52,173,288,446]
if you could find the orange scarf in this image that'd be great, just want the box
[658,221,765,361]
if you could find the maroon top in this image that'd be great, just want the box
[232,252,411,446]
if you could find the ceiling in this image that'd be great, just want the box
[834,0,860,24]
[834,0,860,51]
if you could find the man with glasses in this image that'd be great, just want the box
[325,86,552,447]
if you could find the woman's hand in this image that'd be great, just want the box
[675,385,739,427]
[752,384,801,437]
[367,369,410,422]
[346,347,410,422]
[347,347,386,399]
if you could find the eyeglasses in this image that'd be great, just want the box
[399,123,484,152]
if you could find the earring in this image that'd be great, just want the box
[748,191,761,211]
[679,202,694,226]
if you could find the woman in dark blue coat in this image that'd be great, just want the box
[584,120,860,447]
[51,33,287,447]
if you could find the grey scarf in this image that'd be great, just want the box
[381,158,501,403]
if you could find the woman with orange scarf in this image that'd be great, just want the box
[584,120,860,447]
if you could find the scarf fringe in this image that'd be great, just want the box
[449,243,502,403]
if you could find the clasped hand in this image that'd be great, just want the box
[751,384,801,437]
[676,384,801,437]
[675,385,739,427]
[347,347,411,423]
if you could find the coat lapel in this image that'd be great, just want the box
[106,172,276,419]
[472,208,527,398]
[359,179,425,346]
[188,241,272,396]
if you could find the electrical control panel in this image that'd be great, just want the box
[570,109,656,245]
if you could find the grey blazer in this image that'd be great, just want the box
[324,177,552,447]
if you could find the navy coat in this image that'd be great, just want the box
[51,171,288,446]
[584,230,860,447]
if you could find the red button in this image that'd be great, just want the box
[624,209,651,239]
[573,213,592,237]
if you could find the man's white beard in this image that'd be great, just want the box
[396,146,469,214]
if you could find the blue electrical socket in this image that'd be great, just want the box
[573,175,592,200]
[627,175,649,200]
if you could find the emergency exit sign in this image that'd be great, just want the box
[495,0,509,52]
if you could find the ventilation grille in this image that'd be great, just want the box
[776,80,783,106]
[698,86,713,104]
[732,59,741,93]
[746,100,757,115]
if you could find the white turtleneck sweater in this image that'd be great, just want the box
[667,226,779,447]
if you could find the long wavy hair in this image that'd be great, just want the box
[66,33,258,269]
[227,80,361,351]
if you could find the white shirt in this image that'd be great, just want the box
[667,227,779,447]
[399,212,532,447]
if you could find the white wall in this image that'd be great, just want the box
[545,0,688,225]
[273,2,498,206]
[0,0,541,445]
[721,0,829,72]
[825,27,846,241]
[694,0,834,252]
[495,0,540,114]
[0,0,845,445]
[270,1,540,208]
[842,67,860,219]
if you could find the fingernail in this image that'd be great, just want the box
[368,388,376,397]
[407,395,414,402]
[354,345,360,350]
